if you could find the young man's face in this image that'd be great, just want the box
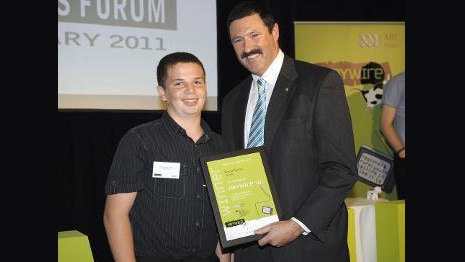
[229,13,280,76]
[157,62,206,121]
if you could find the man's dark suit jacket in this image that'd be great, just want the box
[221,55,358,262]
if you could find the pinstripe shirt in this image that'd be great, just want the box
[105,112,225,258]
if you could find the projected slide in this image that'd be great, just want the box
[58,0,218,111]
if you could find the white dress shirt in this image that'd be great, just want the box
[243,49,311,235]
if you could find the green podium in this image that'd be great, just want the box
[347,207,357,262]
[58,230,94,262]
[346,198,382,262]
[375,200,405,262]
[346,198,405,262]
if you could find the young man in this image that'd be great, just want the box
[104,52,230,262]
[221,2,358,262]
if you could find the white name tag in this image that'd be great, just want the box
[152,161,180,179]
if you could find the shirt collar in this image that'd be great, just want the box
[161,112,213,143]
[252,49,284,86]
[198,119,213,144]
[161,112,183,136]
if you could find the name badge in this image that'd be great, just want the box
[152,161,180,179]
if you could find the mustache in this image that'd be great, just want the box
[241,49,262,59]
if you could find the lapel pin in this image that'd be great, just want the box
[285,87,289,92]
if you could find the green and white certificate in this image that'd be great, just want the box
[200,146,281,248]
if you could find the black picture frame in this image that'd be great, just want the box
[200,146,281,249]
[356,145,395,193]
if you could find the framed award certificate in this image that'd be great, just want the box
[200,146,281,248]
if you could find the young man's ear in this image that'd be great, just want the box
[157,85,167,101]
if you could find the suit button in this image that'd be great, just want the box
[323,224,330,233]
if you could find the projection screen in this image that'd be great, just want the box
[58,0,218,111]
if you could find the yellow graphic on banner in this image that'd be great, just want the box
[294,22,404,199]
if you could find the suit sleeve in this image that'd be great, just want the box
[295,70,358,240]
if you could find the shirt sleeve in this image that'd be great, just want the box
[104,130,146,195]
[291,217,311,235]
[382,77,403,108]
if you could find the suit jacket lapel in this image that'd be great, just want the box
[233,76,252,149]
[265,56,298,152]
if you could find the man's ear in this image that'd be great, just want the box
[272,23,279,42]
[157,85,167,101]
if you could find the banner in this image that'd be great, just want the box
[294,22,405,199]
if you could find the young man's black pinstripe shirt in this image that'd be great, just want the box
[105,112,226,259]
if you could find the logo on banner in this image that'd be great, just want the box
[358,34,379,48]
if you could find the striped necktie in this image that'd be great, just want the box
[247,78,266,148]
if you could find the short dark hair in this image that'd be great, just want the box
[227,1,275,34]
[157,52,205,88]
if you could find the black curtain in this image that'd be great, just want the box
[58,1,405,261]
